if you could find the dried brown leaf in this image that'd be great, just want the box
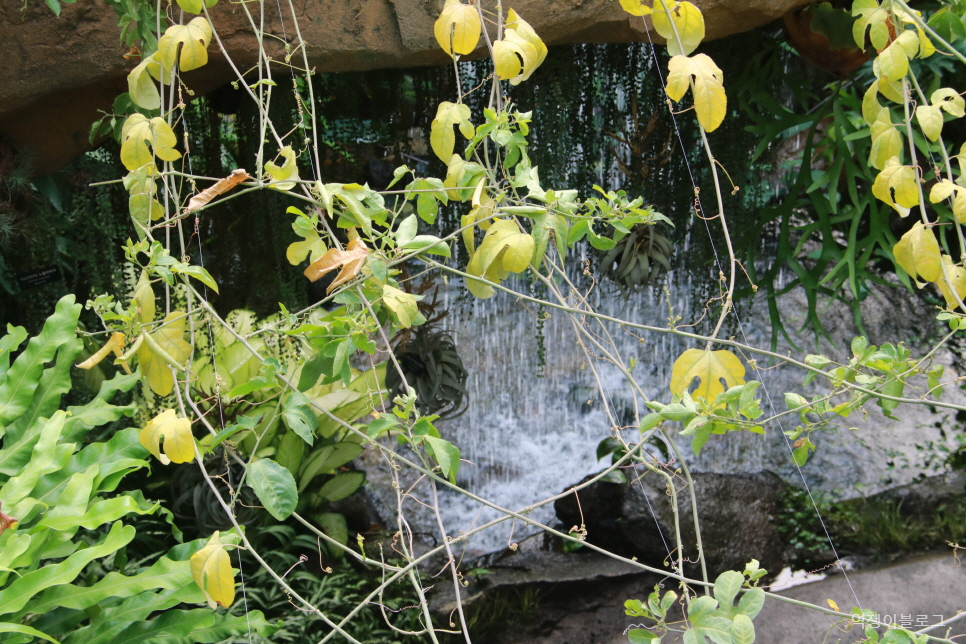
[184,169,250,213]
[303,238,369,293]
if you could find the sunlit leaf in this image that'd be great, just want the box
[120,114,181,172]
[915,104,943,141]
[928,179,966,223]
[127,57,160,110]
[77,333,125,370]
[157,17,212,75]
[619,0,651,17]
[434,0,481,56]
[875,30,919,83]
[653,1,705,56]
[303,238,368,292]
[670,348,746,402]
[175,0,217,14]
[936,255,966,308]
[500,10,547,84]
[265,146,299,191]
[140,409,195,464]
[465,219,534,299]
[286,224,326,265]
[862,81,884,125]
[893,221,941,284]
[871,156,919,216]
[430,102,474,163]
[136,312,192,396]
[932,87,965,118]
[190,532,235,609]
[852,0,890,50]
[869,112,901,170]
[185,169,250,213]
[382,285,421,328]
[133,270,156,324]
[666,54,726,132]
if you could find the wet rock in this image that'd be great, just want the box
[554,470,788,579]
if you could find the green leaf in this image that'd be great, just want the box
[317,471,365,502]
[400,235,452,258]
[298,443,364,492]
[731,614,756,644]
[424,435,461,483]
[735,588,764,619]
[628,628,660,643]
[28,554,193,614]
[173,264,219,293]
[316,512,348,553]
[248,458,299,520]
[282,391,317,446]
[713,570,744,608]
[0,295,80,429]
[0,623,59,644]
[0,521,134,615]
[265,146,300,190]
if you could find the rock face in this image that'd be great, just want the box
[554,470,789,580]
[1,0,811,173]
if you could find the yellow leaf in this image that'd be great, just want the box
[185,169,250,213]
[129,194,165,238]
[666,54,726,132]
[827,599,840,612]
[190,532,235,609]
[175,0,217,14]
[669,348,745,402]
[862,81,884,125]
[430,102,474,163]
[140,409,195,464]
[303,238,368,292]
[464,219,533,298]
[869,114,902,170]
[505,10,547,81]
[876,30,919,83]
[382,285,421,328]
[872,157,919,216]
[872,59,906,103]
[493,38,526,84]
[619,0,652,16]
[936,255,966,308]
[852,1,890,50]
[77,333,126,370]
[157,17,212,76]
[137,312,192,397]
[120,114,181,172]
[932,88,965,118]
[915,104,944,142]
[127,57,160,110]
[265,147,299,191]
[286,223,326,266]
[893,221,941,284]
[917,27,935,58]
[133,270,156,324]
[652,1,705,56]
[434,0,481,56]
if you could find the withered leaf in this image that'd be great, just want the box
[185,169,250,213]
[303,239,369,293]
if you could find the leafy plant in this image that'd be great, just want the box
[0,295,273,642]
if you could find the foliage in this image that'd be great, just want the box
[0,296,272,643]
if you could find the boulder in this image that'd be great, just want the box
[554,469,788,579]
[2,0,812,173]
